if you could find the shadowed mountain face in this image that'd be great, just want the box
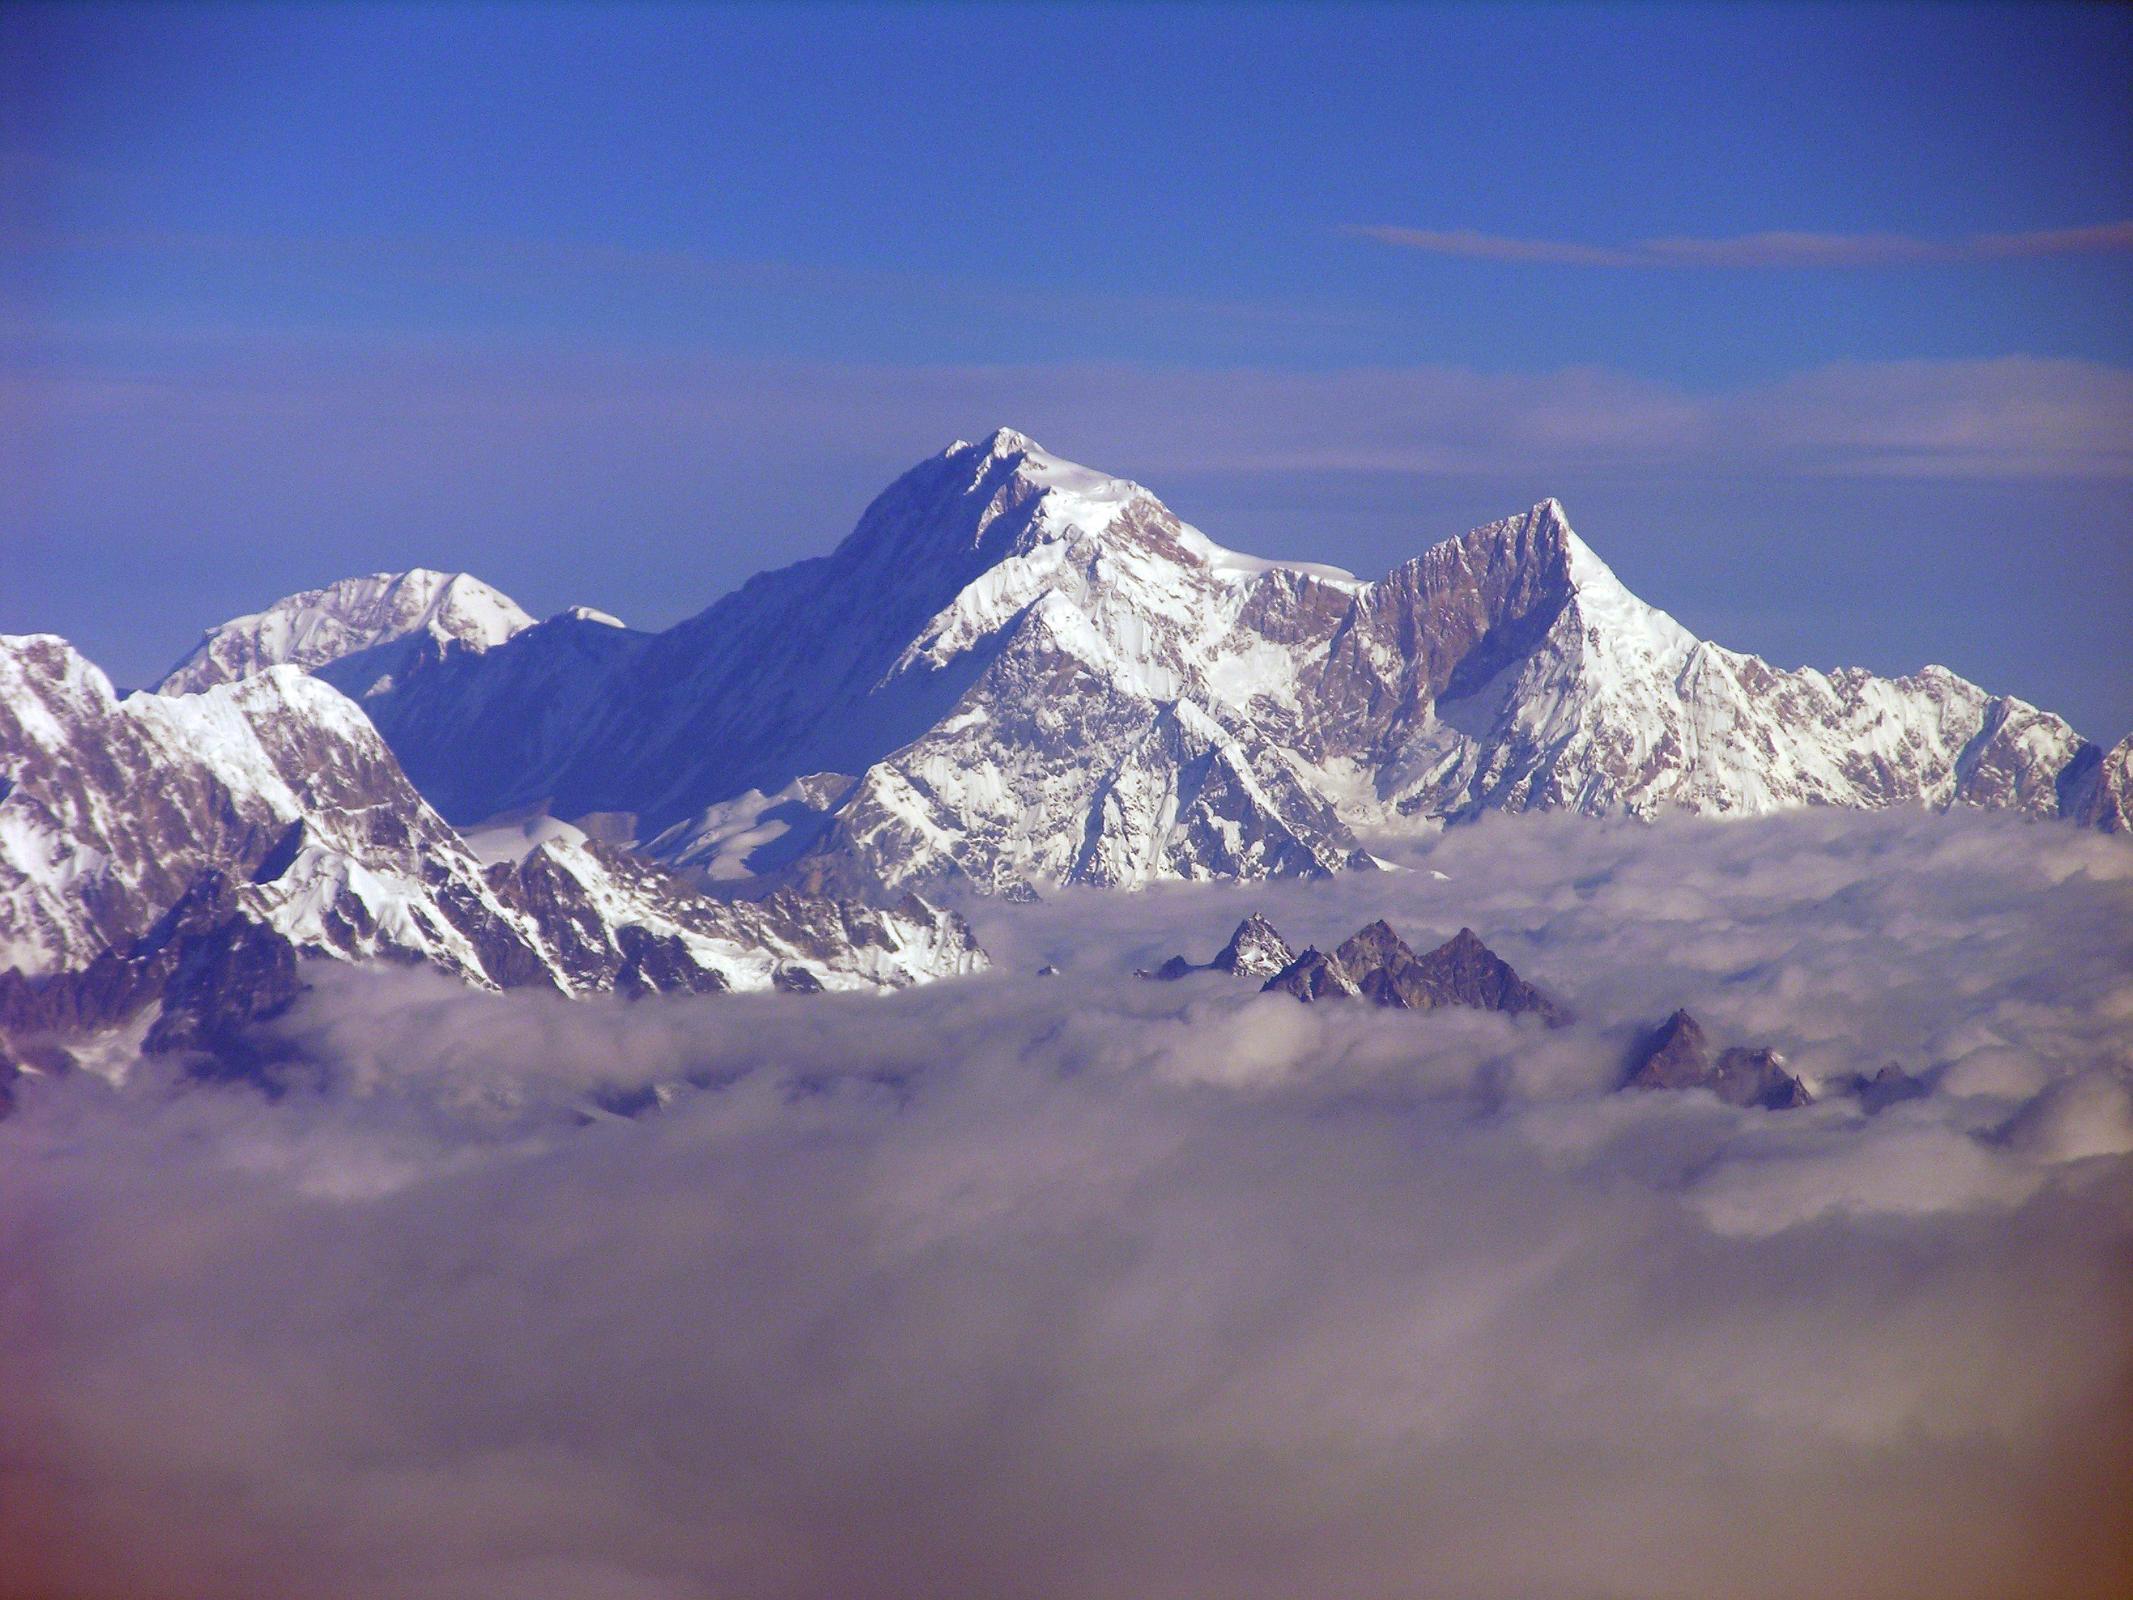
[152,431,2121,899]
[1625,1009,1812,1110]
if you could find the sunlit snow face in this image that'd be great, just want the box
[3,808,2130,1600]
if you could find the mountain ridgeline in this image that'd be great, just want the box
[153,429,2124,900]
[3,427,2128,1086]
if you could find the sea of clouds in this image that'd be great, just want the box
[3,808,2130,1599]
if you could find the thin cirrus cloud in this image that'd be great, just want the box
[1348,220,2133,268]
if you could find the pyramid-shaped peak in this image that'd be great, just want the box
[1657,1007,1704,1038]
[1459,497,1579,557]
[1506,498,1634,593]
[844,430,1160,572]
[1212,912,1295,978]
[1334,918,1415,970]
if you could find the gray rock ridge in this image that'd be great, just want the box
[1624,1009,1812,1110]
[0,872,305,1091]
[1261,945,1362,1002]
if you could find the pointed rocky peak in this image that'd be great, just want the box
[838,431,1345,603]
[1626,1010,1809,1110]
[825,431,1071,576]
[1372,494,1694,678]
[1712,1047,1813,1111]
[1439,498,1579,583]
[1436,927,1493,963]
[158,568,537,695]
[1262,947,1360,1002]
[974,425,1040,461]
[1409,927,1572,1026]
[1210,912,1295,979]
[1627,1009,1712,1089]
[1140,912,1294,982]
[1333,918,1415,974]
[1267,919,1568,1020]
[1658,1006,1704,1042]
[1469,497,1621,595]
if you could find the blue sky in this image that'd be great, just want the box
[4,2,2129,736]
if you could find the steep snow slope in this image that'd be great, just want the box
[158,569,539,696]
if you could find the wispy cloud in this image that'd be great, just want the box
[7,333,2124,483]
[1349,221,2133,269]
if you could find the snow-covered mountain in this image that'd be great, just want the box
[1,634,983,1070]
[157,568,541,697]
[157,430,2121,898]
[295,431,2112,891]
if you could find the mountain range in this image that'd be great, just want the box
[4,427,2127,1078]
[157,429,2126,898]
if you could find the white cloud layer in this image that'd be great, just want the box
[2,810,2130,1598]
